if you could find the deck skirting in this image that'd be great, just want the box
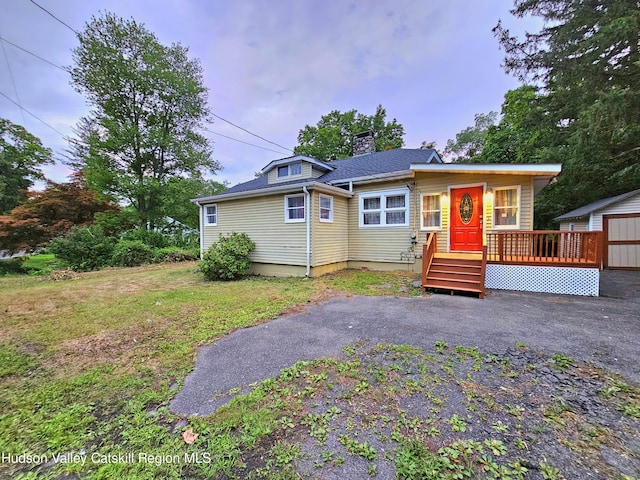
[485,264,600,296]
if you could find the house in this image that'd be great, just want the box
[193,145,576,295]
[555,189,640,269]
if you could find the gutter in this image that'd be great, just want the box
[327,170,414,188]
[198,204,205,258]
[302,186,311,277]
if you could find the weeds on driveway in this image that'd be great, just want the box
[208,342,639,479]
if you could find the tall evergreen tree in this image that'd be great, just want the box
[494,0,640,225]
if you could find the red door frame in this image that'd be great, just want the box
[449,185,484,252]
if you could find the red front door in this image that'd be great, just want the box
[450,186,483,252]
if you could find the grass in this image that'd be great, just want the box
[0,263,422,479]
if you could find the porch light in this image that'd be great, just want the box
[484,188,494,202]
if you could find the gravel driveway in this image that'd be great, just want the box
[170,270,640,417]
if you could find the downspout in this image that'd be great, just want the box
[302,186,311,277]
[198,202,205,258]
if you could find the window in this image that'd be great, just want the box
[319,194,333,222]
[493,186,520,227]
[277,162,302,178]
[359,189,409,227]
[421,194,441,229]
[285,194,305,222]
[204,205,217,225]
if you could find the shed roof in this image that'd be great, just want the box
[555,189,640,221]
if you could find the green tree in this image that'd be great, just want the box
[494,0,640,225]
[158,177,228,230]
[0,119,52,214]
[444,112,497,162]
[478,86,562,165]
[294,105,404,161]
[68,12,219,229]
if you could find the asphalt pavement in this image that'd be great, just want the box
[170,269,640,416]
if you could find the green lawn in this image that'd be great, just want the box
[0,263,419,479]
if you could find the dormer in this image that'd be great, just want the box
[261,155,335,184]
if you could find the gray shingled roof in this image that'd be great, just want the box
[221,149,440,195]
[555,188,640,221]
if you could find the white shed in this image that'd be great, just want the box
[555,189,640,269]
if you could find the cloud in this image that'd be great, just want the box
[1,0,540,188]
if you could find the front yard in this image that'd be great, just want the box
[0,264,638,479]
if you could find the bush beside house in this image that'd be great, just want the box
[200,232,255,281]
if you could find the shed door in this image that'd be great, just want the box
[604,213,640,269]
[450,186,483,252]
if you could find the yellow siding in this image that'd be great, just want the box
[348,181,416,263]
[311,192,349,266]
[414,173,534,252]
[202,172,541,273]
[311,167,325,179]
[267,162,313,184]
[202,194,307,265]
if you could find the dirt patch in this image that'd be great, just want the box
[46,318,175,375]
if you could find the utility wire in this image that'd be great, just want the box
[29,0,78,35]
[0,34,26,125]
[203,127,291,155]
[0,90,66,137]
[0,35,69,72]
[210,113,294,153]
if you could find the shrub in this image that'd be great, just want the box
[0,257,28,276]
[111,240,155,267]
[200,232,255,281]
[121,228,168,249]
[153,246,199,263]
[48,226,116,272]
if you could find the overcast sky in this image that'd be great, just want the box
[1,0,540,188]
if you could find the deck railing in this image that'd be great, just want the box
[421,232,437,287]
[485,231,603,268]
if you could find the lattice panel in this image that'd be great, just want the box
[485,265,599,296]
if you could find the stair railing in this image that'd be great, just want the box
[421,232,437,289]
[479,245,487,299]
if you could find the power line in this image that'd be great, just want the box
[0,90,66,137]
[0,35,69,73]
[29,0,78,35]
[203,127,291,155]
[210,113,294,153]
[0,33,26,125]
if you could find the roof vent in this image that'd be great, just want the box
[353,130,375,156]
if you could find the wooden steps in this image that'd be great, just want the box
[423,254,485,298]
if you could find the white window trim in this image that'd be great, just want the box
[492,185,521,229]
[277,162,303,179]
[284,194,306,223]
[358,188,410,228]
[420,193,441,231]
[204,204,217,226]
[319,194,334,223]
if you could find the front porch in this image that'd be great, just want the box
[422,231,604,298]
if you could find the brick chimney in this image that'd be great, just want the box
[353,131,375,156]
